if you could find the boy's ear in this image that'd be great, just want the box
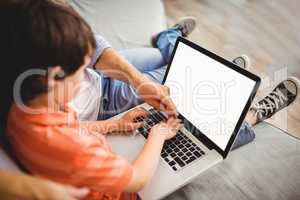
[47,66,64,88]
[48,66,65,80]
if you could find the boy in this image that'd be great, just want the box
[2,1,181,200]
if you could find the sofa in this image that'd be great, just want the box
[1,0,299,199]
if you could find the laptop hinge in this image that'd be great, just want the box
[180,114,215,150]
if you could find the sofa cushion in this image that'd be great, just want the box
[69,0,167,50]
[0,147,20,171]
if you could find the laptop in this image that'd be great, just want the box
[107,37,261,200]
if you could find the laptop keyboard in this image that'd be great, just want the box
[135,108,206,171]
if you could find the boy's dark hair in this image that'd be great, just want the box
[0,0,96,126]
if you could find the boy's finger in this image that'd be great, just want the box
[175,123,184,131]
[167,117,175,123]
[130,107,149,119]
[125,122,144,131]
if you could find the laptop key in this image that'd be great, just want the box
[182,156,188,161]
[174,147,180,153]
[185,143,191,148]
[166,148,172,154]
[172,166,177,171]
[175,140,181,145]
[186,156,196,164]
[182,148,188,153]
[186,152,192,157]
[161,153,168,158]
[140,130,148,138]
[189,147,195,152]
[193,151,201,158]
[178,144,184,149]
[177,152,184,157]
[164,157,170,163]
[174,157,185,167]
[169,161,176,166]
[170,153,176,158]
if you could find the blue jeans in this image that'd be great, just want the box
[98,28,255,150]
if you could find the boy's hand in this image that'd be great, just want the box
[113,108,149,135]
[150,117,183,140]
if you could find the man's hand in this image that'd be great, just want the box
[136,81,178,117]
[40,180,90,200]
[0,171,89,200]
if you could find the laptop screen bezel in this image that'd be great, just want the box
[162,37,261,159]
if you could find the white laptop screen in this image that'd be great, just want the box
[164,42,256,151]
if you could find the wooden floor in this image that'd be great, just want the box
[164,0,300,138]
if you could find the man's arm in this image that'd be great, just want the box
[94,47,177,116]
[0,171,89,200]
[95,48,149,88]
[90,34,177,116]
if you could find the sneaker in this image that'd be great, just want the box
[173,16,197,37]
[151,16,197,47]
[251,76,300,124]
[232,55,251,70]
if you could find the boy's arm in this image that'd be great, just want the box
[79,107,147,135]
[79,120,119,135]
[79,119,143,135]
[125,118,183,192]
[71,118,182,194]
[124,131,166,192]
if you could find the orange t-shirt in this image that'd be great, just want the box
[6,104,136,200]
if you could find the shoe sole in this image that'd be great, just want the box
[176,16,197,36]
[233,54,251,70]
[287,76,300,105]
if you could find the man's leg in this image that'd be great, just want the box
[153,16,196,63]
[155,27,182,63]
[231,112,256,150]
[231,76,300,150]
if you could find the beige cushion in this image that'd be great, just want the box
[69,0,167,49]
[0,147,20,171]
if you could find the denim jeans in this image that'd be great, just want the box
[98,28,255,150]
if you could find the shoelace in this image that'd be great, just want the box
[254,88,288,117]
